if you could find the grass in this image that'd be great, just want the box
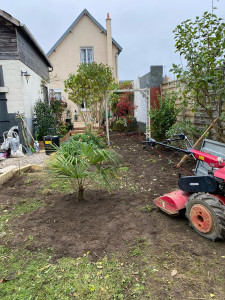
[0,246,148,299]
[0,197,44,234]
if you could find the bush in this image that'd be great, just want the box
[60,132,106,155]
[166,120,208,145]
[71,132,106,149]
[111,117,138,133]
[33,100,57,140]
[149,92,181,141]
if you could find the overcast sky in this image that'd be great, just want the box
[1,0,225,80]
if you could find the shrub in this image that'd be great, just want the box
[71,132,106,149]
[33,100,56,140]
[166,120,208,145]
[149,92,181,141]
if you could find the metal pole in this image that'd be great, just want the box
[105,94,110,145]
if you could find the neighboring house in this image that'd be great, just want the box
[0,10,53,142]
[133,65,163,132]
[47,9,122,117]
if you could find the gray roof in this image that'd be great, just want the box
[0,9,53,68]
[47,9,123,56]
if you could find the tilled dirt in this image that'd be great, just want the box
[1,132,225,299]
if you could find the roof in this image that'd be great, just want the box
[0,9,53,68]
[47,9,123,56]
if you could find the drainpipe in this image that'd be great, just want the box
[106,13,113,68]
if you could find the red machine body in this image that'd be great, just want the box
[190,149,225,169]
[154,148,225,215]
[154,190,225,215]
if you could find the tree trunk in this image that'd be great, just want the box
[78,188,85,201]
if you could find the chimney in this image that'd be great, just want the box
[106,13,113,68]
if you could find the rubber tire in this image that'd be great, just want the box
[185,193,225,241]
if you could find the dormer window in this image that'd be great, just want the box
[80,47,93,63]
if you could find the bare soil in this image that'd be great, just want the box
[1,132,225,299]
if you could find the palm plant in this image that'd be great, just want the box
[47,140,120,201]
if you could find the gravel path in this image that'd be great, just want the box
[0,151,48,170]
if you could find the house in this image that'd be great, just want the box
[0,10,53,142]
[47,9,122,118]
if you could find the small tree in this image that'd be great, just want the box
[172,11,225,142]
[47,140,120,201]
[64,62,114,129]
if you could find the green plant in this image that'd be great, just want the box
[149,92,181,140]
[166,120,208,145]
[171,10,225,142]
[64,62,114,129]
[47,140,120,201]
[50,99,67,122]
[33,99,57,140]
[71,132,105,149]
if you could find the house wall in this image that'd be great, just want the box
[133,66,163,132]
[17,29,50,81]
[0,60,46,138]
[48,14,119,114]
[133,78,146,131]
[0,17,19,60]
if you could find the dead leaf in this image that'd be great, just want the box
[0,278,10,283]
[171,269,178,277]
[163,265,169,270]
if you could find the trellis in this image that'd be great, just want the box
[105,88,150,145]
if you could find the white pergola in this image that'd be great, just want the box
[105,88,150,145]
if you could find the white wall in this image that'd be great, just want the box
[1,60,48,134]
[1,60,24,113]
[133,78,146,124]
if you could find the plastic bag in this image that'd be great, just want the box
[10,144,25,158]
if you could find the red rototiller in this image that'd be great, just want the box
[143,133,225,241]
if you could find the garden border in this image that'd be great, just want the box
[0,164,44,185]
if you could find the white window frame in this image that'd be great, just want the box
[80,47,94,63]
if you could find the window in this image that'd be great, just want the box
[80,47,93,63]
[50,89,62,101]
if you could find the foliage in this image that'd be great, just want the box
[47,141,120,201]
[57,122,71,137]
[50,99,67,122]
[149,92,180,140]
[116,99,136,118]
[171,11,225,142]
[166,120,208,145]
[64,62,114,128]
[109,81,134,114]
[33,100,57,140]
[71,132,106,149]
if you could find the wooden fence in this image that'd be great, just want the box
[161,80,225,139]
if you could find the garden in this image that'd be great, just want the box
[1,131,225,299]
[1,8,225,299]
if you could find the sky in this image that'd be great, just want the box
[1,0,225,80]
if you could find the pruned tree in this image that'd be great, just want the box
[171,10,225,142]
[64,62,114,130]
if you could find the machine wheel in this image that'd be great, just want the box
[185,193,225,241]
